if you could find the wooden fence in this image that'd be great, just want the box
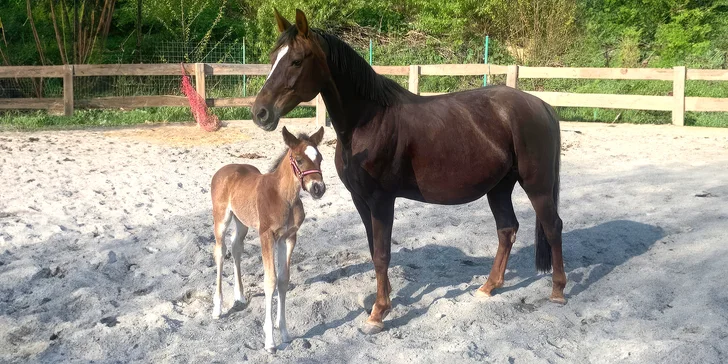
[1,63,727,126]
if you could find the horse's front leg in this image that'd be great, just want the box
[362,196,395,335]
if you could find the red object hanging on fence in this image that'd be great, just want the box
[180,64,221,132]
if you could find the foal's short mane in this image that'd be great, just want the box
[268,132,315,173]
[273,27,409,107]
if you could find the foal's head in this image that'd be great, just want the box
[282,126,326,199]
[252,9,330,131]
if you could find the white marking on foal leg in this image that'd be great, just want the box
[304,145,318,161]
[266,46,289,80]
[275,240,291,343]
[213,240,226,318]
[263,270,276,352]
[231,217,248,304]
[212,209,231,319]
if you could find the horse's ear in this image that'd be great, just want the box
[274,8,291,33]
[309,126,324,146]
[282,126,299,148]
[295,9,309,38]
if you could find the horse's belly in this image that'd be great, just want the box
[407,153,511,205]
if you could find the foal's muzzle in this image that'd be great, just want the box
[309,181,326,200]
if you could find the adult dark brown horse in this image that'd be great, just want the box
[252,9,566,334]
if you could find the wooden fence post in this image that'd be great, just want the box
[408,65,420,94]
[194,63,206,101]
[315,94,327,126]
[672,66,686,126]
[506,65,519,89]
[63,64,74,116]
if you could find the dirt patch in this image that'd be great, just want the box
[103,123,250,147]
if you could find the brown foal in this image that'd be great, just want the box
[210,126,325,353]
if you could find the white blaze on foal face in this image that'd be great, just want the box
[267,46,289,80]
[304,146,318,161]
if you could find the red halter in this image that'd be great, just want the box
[289,152,322,190]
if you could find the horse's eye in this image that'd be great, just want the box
[292,59,302,67]
[296,157,303,164]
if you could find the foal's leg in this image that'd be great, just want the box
[275,233,295,343]
[259,231,278,353]
[477,174,519,297]
[231,216,248,305]
[212,208,232,318]
[362,197,396,335]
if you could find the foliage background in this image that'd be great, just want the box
[0,0,727,127]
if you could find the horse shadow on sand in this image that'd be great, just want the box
[298,219,664,338]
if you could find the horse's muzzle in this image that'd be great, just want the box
[252,104,279,131]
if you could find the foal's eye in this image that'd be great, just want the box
[292,59,302,67]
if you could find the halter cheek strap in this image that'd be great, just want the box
[290,153,322,190]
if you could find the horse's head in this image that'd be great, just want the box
[283,126,326,199]
[252,9,330,131]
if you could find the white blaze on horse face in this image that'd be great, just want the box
[267,46,289,80]
[304,146,318,161]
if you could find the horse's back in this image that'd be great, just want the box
[369,85,559,203]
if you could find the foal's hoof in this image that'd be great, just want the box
[361,320,385,335]
[549,296,567,305]
[474,288,493,298]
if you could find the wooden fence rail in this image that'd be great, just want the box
[0,63,727,126]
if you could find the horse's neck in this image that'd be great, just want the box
[268,153,301,205]
[320,78,377,148]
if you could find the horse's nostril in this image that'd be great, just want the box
[256,107,269,122]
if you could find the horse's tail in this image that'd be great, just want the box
[535,103,560,273]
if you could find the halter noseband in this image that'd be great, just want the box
[289,152,322,190]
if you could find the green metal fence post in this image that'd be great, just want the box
[483,35,489,87]
[369,38,373,65]
[243,38,247,97]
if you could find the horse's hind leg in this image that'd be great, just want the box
[526,190,566,304]
[231,216,248,305]
[212,206,232,318]
[521,174,566,304]
[477,173,519,297]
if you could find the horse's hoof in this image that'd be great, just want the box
[265,346,277,354]
[474,288,493,298]
[549,296,567,305]
[361,321,385,335]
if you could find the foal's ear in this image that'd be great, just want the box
[309,126,325,146]
[274,8,291,33]
[282,126,299,148]
[295,9,309,38]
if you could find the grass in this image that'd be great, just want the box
[0,106,316,131]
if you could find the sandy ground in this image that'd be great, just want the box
[1,119,727,363]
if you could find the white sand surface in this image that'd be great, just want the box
[1,120,727,363]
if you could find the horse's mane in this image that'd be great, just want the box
[268,132,314,173]
[273,27,409,107]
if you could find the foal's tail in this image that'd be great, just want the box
[535,104,561,273]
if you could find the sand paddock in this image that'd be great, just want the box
[1,120,727,363]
